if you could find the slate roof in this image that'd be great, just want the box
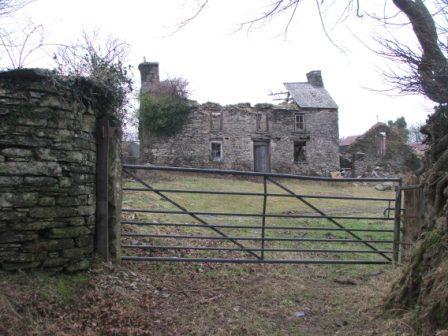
[283,82,338,109]
[339,135,360,147]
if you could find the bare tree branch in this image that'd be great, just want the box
[284,0,300,39]
[314,0,345,53]
[392,0,448,103]
[235,1,300,34]
[0,0,33,17]
[173,0,448,104]
[0,22,45,68]
[166,0,209,36]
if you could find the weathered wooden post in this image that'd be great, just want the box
[393,179,403,264]
[260,176,267,260]
[108,125,123,262]
[96,116,110,261]
[401,175,424,258]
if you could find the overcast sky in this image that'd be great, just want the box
[12,0,434,137]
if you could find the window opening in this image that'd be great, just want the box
[211,112,223,130]
[294,141,307,163]
[211,141,223,161]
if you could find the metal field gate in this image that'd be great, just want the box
[120,165,402,265]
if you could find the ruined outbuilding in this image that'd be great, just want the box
[138,62,340,175]
[347,123,420,177]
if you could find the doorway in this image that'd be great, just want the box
[253,140,271,172]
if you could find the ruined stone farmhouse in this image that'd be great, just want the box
[138,62,340,175]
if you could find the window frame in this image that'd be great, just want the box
[378,132,387,157]
[210,141,223,162]
[294,113,305,132]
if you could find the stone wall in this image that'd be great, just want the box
[0,69,117,271]
[140,103,340,176]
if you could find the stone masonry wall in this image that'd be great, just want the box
[140,103,340,176]
[0,69,102,271]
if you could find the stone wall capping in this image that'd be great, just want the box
[0,68,107,94]
[0,68,54,80]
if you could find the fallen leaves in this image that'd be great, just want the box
[0,261,411,336]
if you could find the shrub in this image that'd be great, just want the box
[139,93,193,136]
[53,31,133,128]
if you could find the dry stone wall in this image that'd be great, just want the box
[0,69,110,272]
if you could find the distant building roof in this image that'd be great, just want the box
[410,143,429,152]
[340,135,360,147]
[284,82,338,109]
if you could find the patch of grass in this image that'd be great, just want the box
[0,271,90,305]
[0,270,92,335]
[36,273,90,304]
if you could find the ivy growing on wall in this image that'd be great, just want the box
[139,78,193,136]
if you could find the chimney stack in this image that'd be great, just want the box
[138,61,160,94]
[306,70,324,87]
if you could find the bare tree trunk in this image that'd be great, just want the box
[392,0,448,103]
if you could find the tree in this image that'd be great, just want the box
[387,116,409,142]
[180,1,448,103]
[408,122,426,144]
[139,77,193,136]
[380,0,448,102]
[149,77,189,99]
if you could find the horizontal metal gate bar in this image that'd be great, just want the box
[122,164,401,182]
[121,220,394,232]
[123,187,395,202]
[122,208,394,221]
[121,256,391,265]
[122,245,393,254]
[120,164,401,265]
[122,233,393,243]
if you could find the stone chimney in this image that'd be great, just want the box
[138,61,160,94]
[306,70,324,87]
